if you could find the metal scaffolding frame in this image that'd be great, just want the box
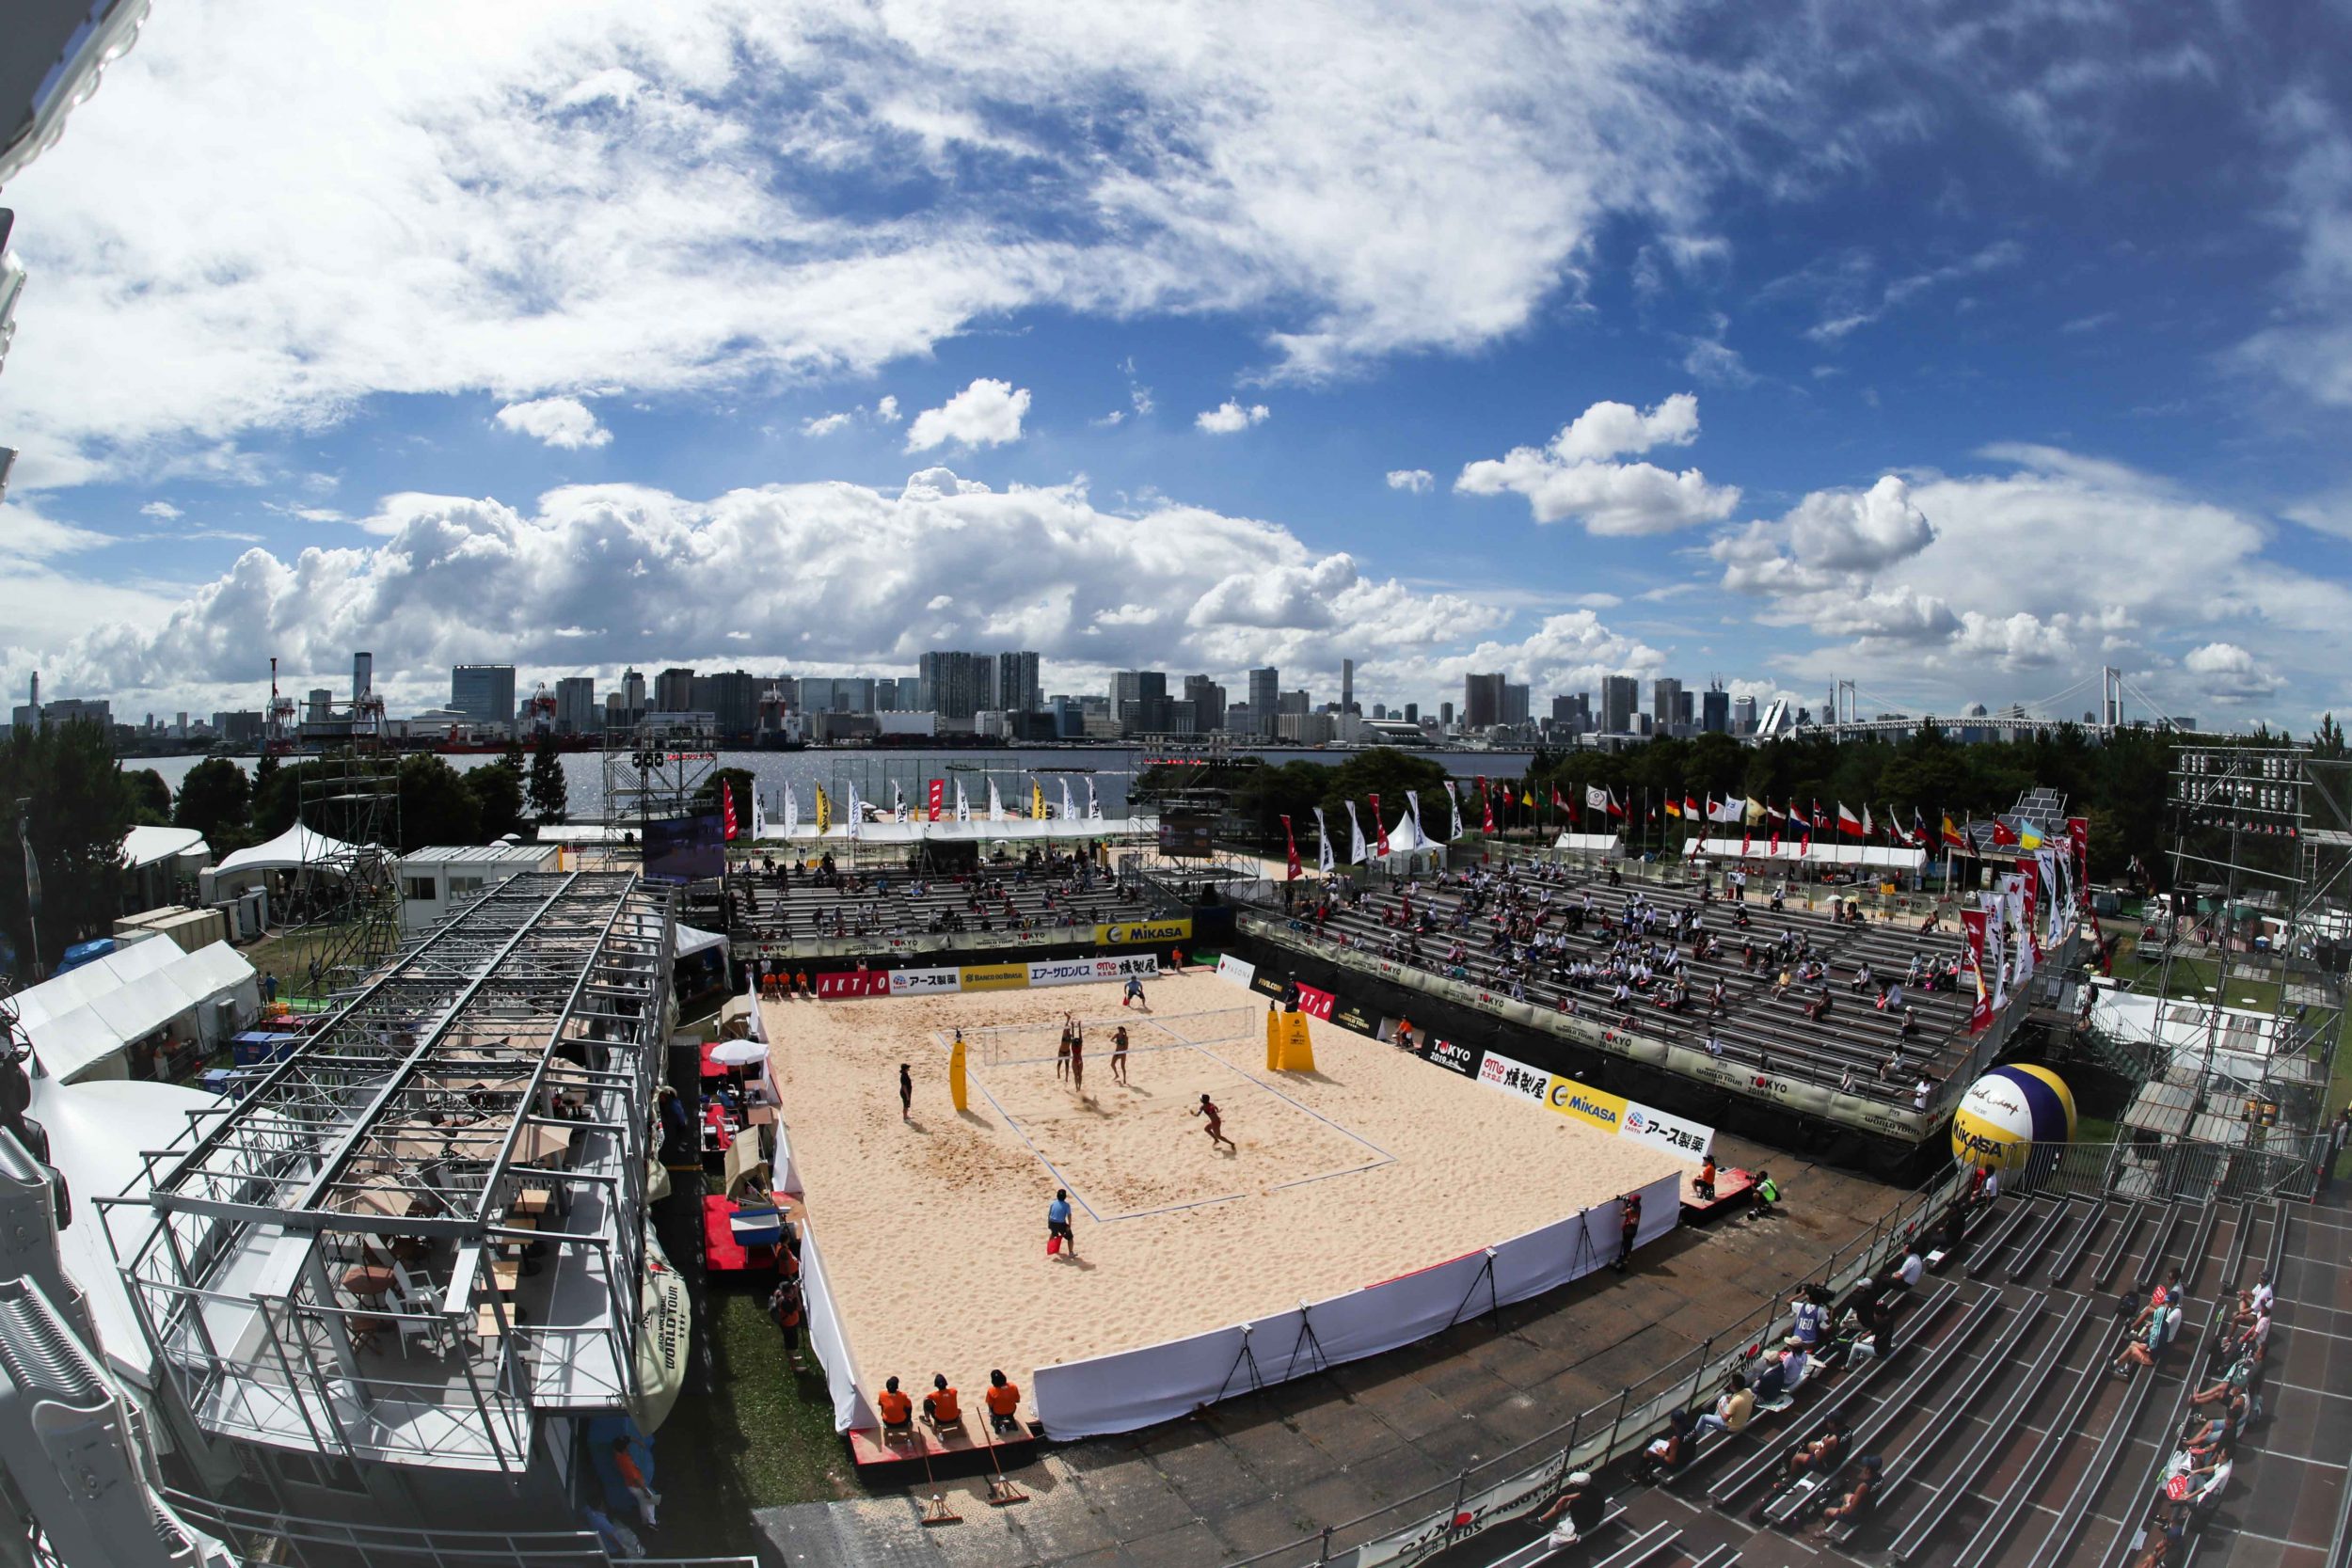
[103,871,673,1472]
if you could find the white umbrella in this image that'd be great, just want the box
[708,1039,769,1067]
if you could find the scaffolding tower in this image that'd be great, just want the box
[2109,745,2352,1181]
[281,740,403,1006]
[596,721,717,832]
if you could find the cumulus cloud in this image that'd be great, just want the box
[801,411,855,437]
[1386,468,1434,492]
[874,395,901,424]
[1196,400,1270,435]
[26,467,1506,715]
[1455,394,1736,534]
[905,379,1030,451]
[493,396,612,451]
[2184,641,2286,703]
[139,499,183,520]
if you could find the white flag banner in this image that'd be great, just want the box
[783,784,800,839]
[892,782,906,822]
[987,780,1005,821]
[1087,778,1102,820]
[752,788,768,841]
[1406,789,1425,843]
[1586,784,1612,812]
[1060,779,1075,823]
[1981,892,2009,1011]
[1314,807,1335,875]
[955,780,971,822]
[847,781,864,841]
[1443,780,1464,841]
[1344,800,1369,865]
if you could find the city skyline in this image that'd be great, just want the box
[6,6,2352,732]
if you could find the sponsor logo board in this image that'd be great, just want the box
[1334,1003,1375,1034]
[813,971,889,999]
[1292,982,1337,1020]
[1095,918,1194,946]
[1547,1077,1627,1132]
[1618,1101,1713,1161]
[1423,1037,1480,1076]
[1214,955,1256,990]
[1477,1050,1550,1103]
[1025,954,1162,989]
[888,967,961,996]
[1250,971,1286,998]
[958,963,1031,992]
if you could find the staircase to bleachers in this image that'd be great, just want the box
[1545,1185,2344,1568]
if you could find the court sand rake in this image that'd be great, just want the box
[981,1426,1030,1507]
[903,1431,962,1526]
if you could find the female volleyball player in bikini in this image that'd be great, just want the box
[1193,1093,1236,1151]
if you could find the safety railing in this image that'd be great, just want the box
[161,1488,760,1568]
[1209,1164,1968,1568]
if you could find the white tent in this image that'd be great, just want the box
[1552,832,1624,856]
[121,825,211,870]
[30,1073,218,1385]
[11,940,261,1083]
[673,924,729,960]
[1680,834,1926,872]
[211,822,360,879]
[755,815,1156,844]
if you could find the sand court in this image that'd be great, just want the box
[760,970,1684,1437]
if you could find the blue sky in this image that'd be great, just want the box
[3,0,2351,728]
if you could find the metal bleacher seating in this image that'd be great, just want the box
[726,849,1149,949]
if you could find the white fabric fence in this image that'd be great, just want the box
[794,1226,871,1433]
[1031,1169,1680,1439]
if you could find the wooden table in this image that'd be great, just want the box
[488,1259,520,1295]
[341,1264,398,1301]
[745,1104,775,1127]
[510,1188,551,1221]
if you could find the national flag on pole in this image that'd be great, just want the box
[1684,794,1701,818]
[1444,780,1465,841]
[1482,785,1497,835]
[1664,797,1683,819]
[1941,814,1966,849]
[1837,802,1863,838]
[1745,796,1766,825]
[2017,822,2042,849]
[1372,794,1390,857]
[1608,788,1627,820]
[928,779,944,823]
[1087,779,1102,820]
[1766,800,1786,822]
[1314,806,1336,875]
[784,784,800,839]
[1550,784,1565,814]
[954,780,970,822]
[1345,800,1369,864]
[723,782,738,842]
[1280,815,1302,880]
[1586,784,1611,816]
[1520,787,1534,809]
[1991,818,2020,847]
[1911,807,1927,847]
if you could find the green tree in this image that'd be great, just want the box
[527,736,569,827]
[464,752,526,843]
[0,721,136,976]
[398,754,483,849]
[125,768,172,827]
[2315,713,2347,760]
[173,756,252,841]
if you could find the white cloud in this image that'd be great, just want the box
[1455,393,1736,534]
[1196,400,1270,435]
[1798,241,2025,344]
[874,395,901,424]
[1386,468,1434,493]
[2183,642,2286,703]
[139,499,183,520]
[801,411,855,437]
[493,396,611,451]
[905,378,1030,451]
[29,467,1506,714]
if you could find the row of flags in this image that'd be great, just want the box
[718,775,1109,841]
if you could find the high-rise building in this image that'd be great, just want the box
[1342,658,1356,716]
[1651,677,1684,733]
[996,651,1041,714]
[212,710,263,745]
[1439,701,1454,727]
[1601,674,1639,734]
[1551,692,1591,732]
[1112,671,1170,733]
[705,670,761,737]
[1702,683,1730,735]
[1463,672,1506,730]
[798,677,875,714]
[604,691,628,728]
[1248,667,1279,737]
[353,651,373,705]
[305,688,333,725]
[1279,689,1311,717]
[1404,703,1419,724]
[1732,694,1757,734]
[1182,674,1227,732]
[452,664,518,731]
[552,677,597,734]
[620,669,646,724]
[653,667,696,713]
[919,651,993,725]
[1502,683,1530,726]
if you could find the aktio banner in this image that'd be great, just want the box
[1291,982,1338,1020]
[888,966,961,996]
[812,971,889,999]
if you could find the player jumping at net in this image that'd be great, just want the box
[1057,1014,1075,1082]
[1193,1093,1237,1152]
[1110,1024,1130,1085]
[1123,973,1149,1010]
[1068,1026,1085,1093]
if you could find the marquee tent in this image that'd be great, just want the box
[210,822,361,879]
[1552,832,1625,856]
[10,940,261,1083]
[755,815,1157,844]
[121,825,211,870]
[673,924,729,960]
[1680,834,1927,873]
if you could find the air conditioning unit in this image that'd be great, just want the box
[210,997,239,1042]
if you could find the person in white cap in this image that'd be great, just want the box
[1536,1470,1603,1545]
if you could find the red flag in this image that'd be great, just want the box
[1836,802,1863,838]
[1991,819,2020,847]
[1482,784,1497,835]
[1608,789,1627,820]
[1280,814,1302,880]
[723,782,739,842]
[2066,816,2090,903]
[1769,825,1781,857]
[1683,794,1700,818]
[1740,827,1752,856]
[1372,794,1390,856]
[1961,909,1994,1032]
[927,779,945,823]
[1549,784,1565,812]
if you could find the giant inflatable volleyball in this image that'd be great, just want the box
[1950,1064,2076,1172]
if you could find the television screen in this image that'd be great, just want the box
[643,812,725,883]
[1158,814,1214,858]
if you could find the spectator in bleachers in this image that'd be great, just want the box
[1894,1244,1924,1293]
[1642,1406,1697,1478]
[1807,1455,1879,1540]
[1754,1341,1808,1402]
[2113,1301,2183,1377]
[1534,1470,1603,1548]
[1692,1373,1754,1441]
[2232,1271,2274,1326]
[1787,1285,1830,1350]
[2189,1354,2258,1410]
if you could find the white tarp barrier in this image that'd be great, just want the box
[1030,1171,1680,1439]
[1215,955,1256,990]
[1681,835,1926,872]
[796,1225,871,1433]
[1354,1449,1572,1568]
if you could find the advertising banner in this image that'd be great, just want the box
[888,966,961,996]
[959,962,1032,993]
[1214,955,1256,990]
[1352,1451,1571,1567]
[812,971,889,999]
[1477,1050,1551,1104]
[1333,1001,1376,1035]
[1250,970,1286,999]
[1095,918,1194,946]
[1422,1037,1481,1077]
[1619,1100,1713,1162]
[1026,955,1161,989]
[1292,982,1338,1020]
[1545,1075,1628,1133]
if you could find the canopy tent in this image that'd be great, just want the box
[1552,832,1625,856]
[755,814,1156,844]
[673,924,729,960]
[211,821,362,878]
[1680,834,1927,873]
[121,825,211,870]
[31,1072,220,1386]
[11,939,261,1083]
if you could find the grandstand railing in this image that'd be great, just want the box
[161,1488,759,1568]
[1208,1164,1970,1568]
[2001,1132,2326,1205]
